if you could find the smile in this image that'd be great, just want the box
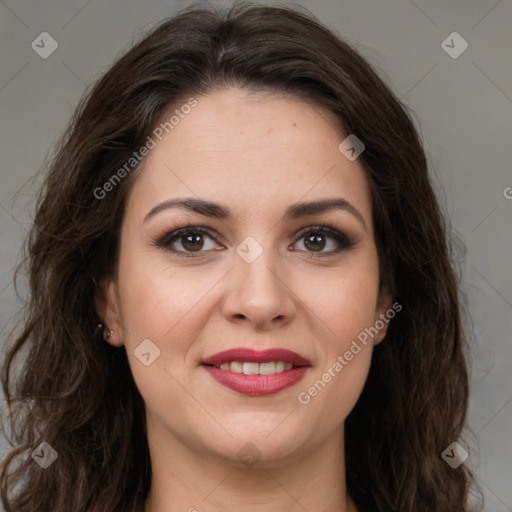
[201,347,311,396]
[213,361,293,374]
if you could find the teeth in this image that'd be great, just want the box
[213,361,295,375]
[230,361,243,373]
[259,362,276,375]
[243,362,259,375]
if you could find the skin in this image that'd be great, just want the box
[97,87,391,512]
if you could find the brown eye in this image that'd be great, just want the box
[181,233,205,251]
[157,226,223,257]
[292,226,356,256]
[303,232,327,252]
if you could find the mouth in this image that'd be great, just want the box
[201,348,311,396]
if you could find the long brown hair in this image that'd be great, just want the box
[1,2,483,511]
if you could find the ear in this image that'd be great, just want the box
[94,277,124,347]
[372,290,393,345]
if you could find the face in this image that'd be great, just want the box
[99,87,391,467]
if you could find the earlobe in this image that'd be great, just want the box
[94,277,124,347]
[373,292,393,345]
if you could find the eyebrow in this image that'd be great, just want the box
[143,197,367,230]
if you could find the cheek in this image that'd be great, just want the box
[294,251,379,423]
[304,250,381,347]
[117,247,220,341]
[115,250,210,423]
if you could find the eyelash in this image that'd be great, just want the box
[155,224,356,259]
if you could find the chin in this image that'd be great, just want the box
[199,417,312,467]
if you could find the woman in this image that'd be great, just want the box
[0,2,482,511]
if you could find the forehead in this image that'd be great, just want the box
[125,88,372,227]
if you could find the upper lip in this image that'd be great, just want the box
[201,348,311,367]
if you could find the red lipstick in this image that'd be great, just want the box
[202,348,310,367]
[201,348,310,396]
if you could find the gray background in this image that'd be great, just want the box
[0,0,511,510]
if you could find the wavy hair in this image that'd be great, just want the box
[1,2,482,511]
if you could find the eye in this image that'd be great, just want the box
[291,225,356,256]
[155,224,356,258]
[155,225,222,257]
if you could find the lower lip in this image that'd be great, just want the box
[202,365,309,396]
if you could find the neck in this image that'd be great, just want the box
[143,421,357,512]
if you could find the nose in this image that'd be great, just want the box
[221,246,297,331]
